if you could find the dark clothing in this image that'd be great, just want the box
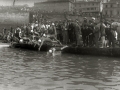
[100,24,106,37]
[81,22,89,46]
[74,23,80,45]
[68,23,75,43]
[56,24,63,43]
[109,29,116,47]
[88,24,94,47]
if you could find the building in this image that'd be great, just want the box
[75,0,110,16]
[102,0,120,20]
[34,0,74,14]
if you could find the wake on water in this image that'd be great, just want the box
[0,43,9,48]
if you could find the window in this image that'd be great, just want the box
[117,11,119,15]
[91,8,94,10]
[111,4,113,7]
[106,5,108,8]
[105,11,107,15]
[110,11,112,16]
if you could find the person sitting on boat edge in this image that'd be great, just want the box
[38,33,52,51]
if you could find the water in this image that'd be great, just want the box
[0,46,120,90]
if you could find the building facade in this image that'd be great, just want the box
[103,0,120,20]
[75,1,101,16]
[75,0,110,17]
[34,0,74,14]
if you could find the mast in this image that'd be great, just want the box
[13,0,16,6]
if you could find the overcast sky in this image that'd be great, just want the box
[0,0,82,7]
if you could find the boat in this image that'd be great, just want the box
[10,35,63,51]
[62,46,120,57]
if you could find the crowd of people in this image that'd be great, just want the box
[1,16,120,48]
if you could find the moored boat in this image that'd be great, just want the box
[62,46,120,57]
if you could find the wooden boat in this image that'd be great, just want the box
[62,46,120,57]
[11,42,52,51]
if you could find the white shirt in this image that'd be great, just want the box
[41,24,45,29]
[46,24,50,29]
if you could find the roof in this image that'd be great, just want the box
[34,0,73,5]
[75,1,101,4]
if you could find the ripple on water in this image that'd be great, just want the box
[0,47,120,90]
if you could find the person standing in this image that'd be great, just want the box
[100,20,107,48]
[68,19,75,44]
[89,17,96,47]
[14,26,22,40]
[56,21,63,43]
[2,28,7,41]
[81,17,88,47]
[74,20,81,46]
[62,21,68,45]
[109,23,117,48]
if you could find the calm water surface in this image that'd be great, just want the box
[0,46,120,90]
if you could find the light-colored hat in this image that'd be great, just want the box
[43,34,46,37]
[52,23,55,26]
[92,17,95,20]
[84,17,87,19]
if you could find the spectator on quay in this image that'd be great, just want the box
[105,21,111,47]
[89,17,97,47]
[62,20,69,45]
[93,22,100,48]
[81,17,88,47]
[109,22,117,48]
[56,20,63,43]
[68,19,75,44]
[100,19,107,48]
[117,23,120,47]
[74,20,81,46]
[86,20,92,47]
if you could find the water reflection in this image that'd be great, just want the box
[0,47,120,90]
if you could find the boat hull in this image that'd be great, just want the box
[62,46,120,57]
[12,43,52,51]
